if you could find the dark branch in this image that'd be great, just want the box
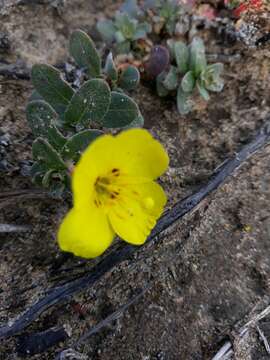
[0,62,30,80]
[1,121,270,339]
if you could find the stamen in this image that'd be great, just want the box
[94,170,121,207]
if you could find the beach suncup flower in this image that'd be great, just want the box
[58,128,169,258]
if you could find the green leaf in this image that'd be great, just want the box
[177,86,192,115]
[189,37,207,76]
[64,79,111,126]
[26,100,66,150]
[69,30,101,77]
[156,72,169,97]
[162,66,179,91]
[97,19,116,43]
[174,41,189,74]
[29,90,43,102]
[104,52,118,82]
[101,91,139,128]
[31,162,48,185]
[61,130,103,161]
[166,39,175,58]
[207,63,224,76]
[32,138,66,170]
[124,111,144,128]
[197,81,210,101]
[115,30,126,43]
[31,64,74,115]
[120,0,140,18]
[201,63,224,92]
[133,22,151,40]
[115,13,136,40]
[118,65,140,91]
[42,169,56,187]
[181,70,195,93]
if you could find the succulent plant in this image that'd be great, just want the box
[156,37,224,114]
[27,30,143,194]
[97,0,188,55]
[147,0,185,35]
[97,8,151,54]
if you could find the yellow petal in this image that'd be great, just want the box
[72,134,116,208]
[57,206,115,258]
[108,181,167,245]
[72,129,169,208]
[115,129,169,180]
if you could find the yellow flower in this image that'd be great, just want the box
[57,128,169,258]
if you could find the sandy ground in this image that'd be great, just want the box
[1,1,270,359]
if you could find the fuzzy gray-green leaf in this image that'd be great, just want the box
[26,100,66,150]
[69,30,101,77]
[61,130,103,161]
[156,72,169,97]
[174,41,189,74]
[181,70,195,93]
[197,81,210,101]
[97,19,116,43]
[64,79,111,126]
[31,64,74,115]
[101,91,139,128]
[104,52,118,82]
[201,63,224,92]
[162,66,178,91]
[29,90,43,102]
[32,138,66,170]
[190,37,207,76]
[124,111,144,129]
[177,86,192,115]
[119,65,140,91]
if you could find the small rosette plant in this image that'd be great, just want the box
[97,0,188,55]
[58,128,169,258]
[156,37,224,114]
[97,5,151,54]
[26,30,143,194]
[143,0,186,36]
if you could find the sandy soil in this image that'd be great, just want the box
[0,1,270,359]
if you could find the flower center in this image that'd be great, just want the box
[94,168,120,208]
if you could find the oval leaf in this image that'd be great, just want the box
[26,100,66,150]
[156,72,169,97]
[177,86,192,115]
[101,91,139,128]
[61,130,103,161]
[31,64,74,115]
[69,30,101,78]
[181,71,195,93]
[104,52,118,82]
[174,41,189,74]
[124,112,144,128]
[197,81,210,101]
[162,66,179,91]
[190,37,207,76]
[32,138,66,170]
[119,65,140,91]
[64,79,111,126]
[97,19,116,43]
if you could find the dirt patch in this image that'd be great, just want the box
[1,1,270,359]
